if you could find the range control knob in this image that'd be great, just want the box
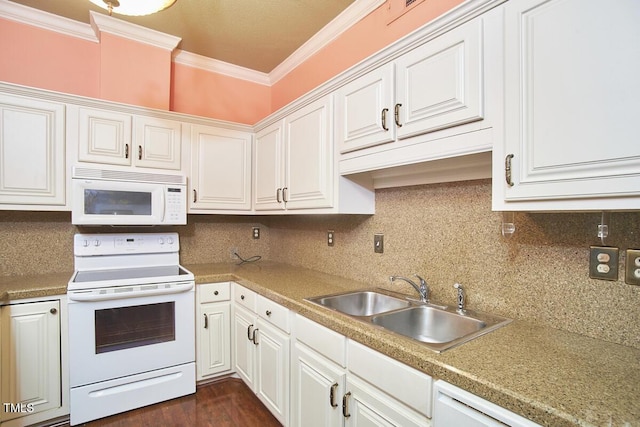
[93,240,101,247]
[158,238,165,245]
[167,237,174,245]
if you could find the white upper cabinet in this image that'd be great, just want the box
[335,63,396,153]
[284,97,333,210]
[338,14,495,181]
[255,96,375,214]
[395,17,483,140]
[134,116,182,170]
[77,107,182,171]
[493,0,640,210]
[255,96,334,212]
[189,124,252,212]
[0,94,66,209]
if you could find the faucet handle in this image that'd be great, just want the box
[453,283,465,314]
[414,274,427,287]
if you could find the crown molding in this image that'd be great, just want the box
[173,50,270,86]
[268,0,386,84]
[89,11,181,51]
[0,0,97,42]
[0,0,385,84]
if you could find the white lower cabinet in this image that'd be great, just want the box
[433,380,540,427]
[292,314,432,427]
[0,298,68,427]
[196,283,232,381]
[232,283,291,426]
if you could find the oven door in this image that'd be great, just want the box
[68,282,195,387]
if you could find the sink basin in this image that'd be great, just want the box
[306,288,511,352]
[372,306,485,343]
[306,290,411,316]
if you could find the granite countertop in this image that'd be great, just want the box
[2,261,638,426]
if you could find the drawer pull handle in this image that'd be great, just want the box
[265,310,272,317]
[394,103,402,127]
[330,383,339,408]
[204,313,208,329]
[381,108,389,131]
[193,189,197,203]
[124,144,129,159]
[505,154,515,187]
[276,188,282,203]
[252,328,259,345]
[342,392,351,418]
[282,187,288,203]
[247,324,253,341]
[138,145,142,160]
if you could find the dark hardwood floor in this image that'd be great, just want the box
[82,378,282,427]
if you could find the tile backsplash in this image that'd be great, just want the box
[1,179,638,348]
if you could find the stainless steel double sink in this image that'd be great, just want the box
[306,289,511,353]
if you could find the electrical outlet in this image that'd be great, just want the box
[374,234,384,254]
[589,246,618,281]
[327,230,335,247]
[625,249,640,285]
[229,247,238,259]
[252,227,260,239]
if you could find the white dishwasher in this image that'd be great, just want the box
[432,380,540,427]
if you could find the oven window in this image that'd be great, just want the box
[95,302,175,354]
[84,189,152,216]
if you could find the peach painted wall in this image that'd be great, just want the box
[0,18,99,98]
[98,33,172,109]
[171,63,271,125]
[271,0,465,111]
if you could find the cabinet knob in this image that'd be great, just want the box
[241,294,245,300]
[214,290,219,296]
[265,310,272,316]
[50,308,57,314]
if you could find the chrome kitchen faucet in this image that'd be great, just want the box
[390,275,429,303]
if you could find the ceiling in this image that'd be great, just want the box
[8,0,355,73]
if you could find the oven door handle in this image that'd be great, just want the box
[67,282,194,302]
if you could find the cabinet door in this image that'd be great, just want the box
[0,95,65,207]
[134,116,182,170]
[190,124,252,211]
[395,17,483,140]
[291,343,345,427]
[197,303,231,380]
[344,376,426,427]
[255,319,290,426]
[78,107,132,166]
[284,97,333,210]
[233,305,257,391]
[335,63,396,153]
[497,0,640,208]
[254,121,285,211]
[1,301,61,422]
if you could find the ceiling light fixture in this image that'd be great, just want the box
[89,0,177,16]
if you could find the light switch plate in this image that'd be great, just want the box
[589,246,619,281]
[374,234,384,254]
[625,249,640,285]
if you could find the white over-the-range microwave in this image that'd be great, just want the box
[71,166,187,226]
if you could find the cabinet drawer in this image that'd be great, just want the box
[294,314,346,367]
[233,283,257,312]
[256,295,290,333]
[198,282,230,303]
[348,340,433,418]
